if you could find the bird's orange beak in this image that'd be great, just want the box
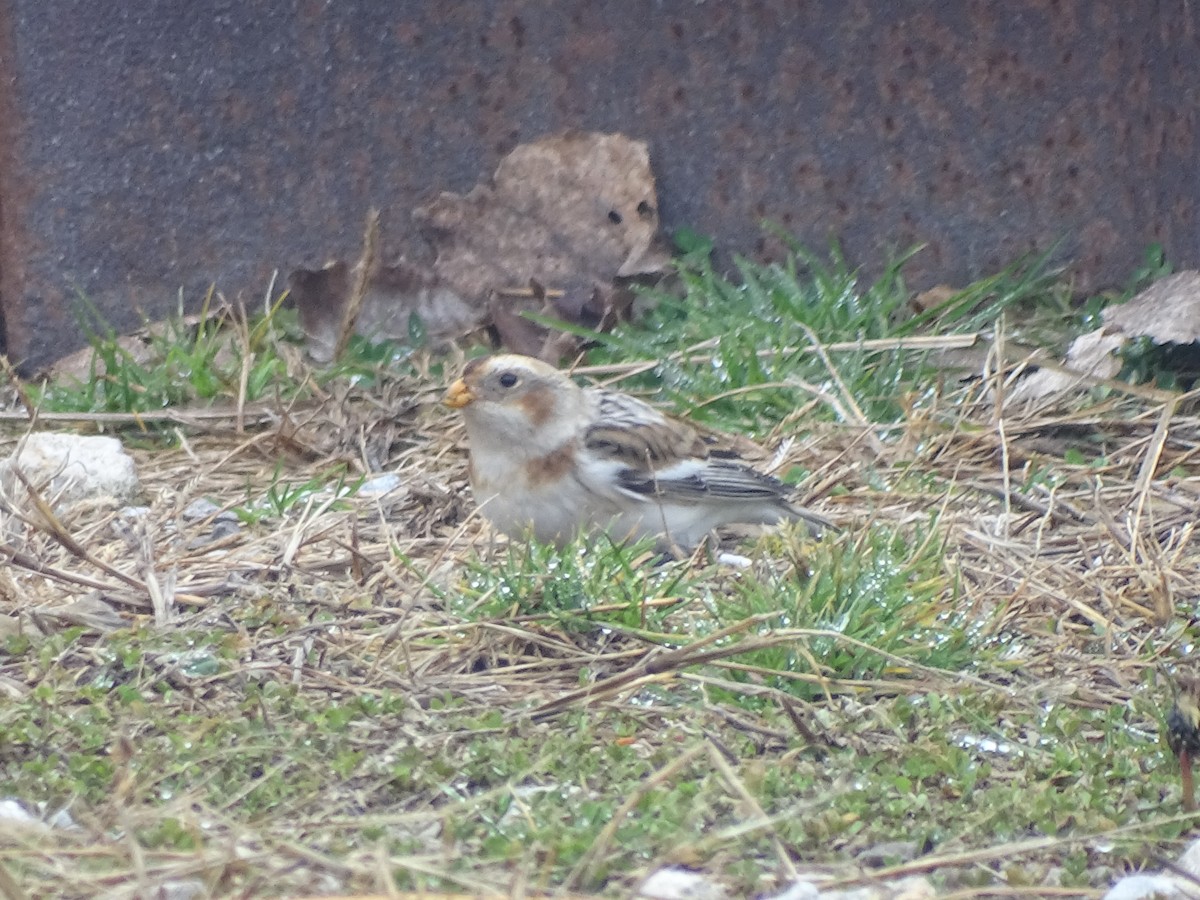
[443,378,475,409]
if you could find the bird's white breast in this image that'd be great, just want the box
[469,444,735,548]
[463,432,586,544]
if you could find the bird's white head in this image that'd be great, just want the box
[444,354,587,452]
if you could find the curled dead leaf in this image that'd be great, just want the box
[1009,271,1200,407]
[289,131,668,362]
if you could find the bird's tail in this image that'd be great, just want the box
[785,502,837,536]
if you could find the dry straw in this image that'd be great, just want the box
[0,330,1194,896]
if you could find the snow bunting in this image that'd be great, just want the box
[444,354,834,550]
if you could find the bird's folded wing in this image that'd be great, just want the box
[614,458,790,503]
[584,389,792,505]
[585,397,709,468]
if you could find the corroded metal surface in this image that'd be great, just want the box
[1,1,1197,369]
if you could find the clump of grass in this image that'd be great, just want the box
[454,520,984,705]
[231,463,366,526]
[707,524,983,699]
[456,535,697,632]
[321,330,430,388]
[35,289,300,414]
[579,235,1063,434]
[1117,337,1200,390]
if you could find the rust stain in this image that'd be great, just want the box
[516,388,556,430]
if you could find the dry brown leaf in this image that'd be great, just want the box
[288,259,476,363]
[1009,271,1200,407]
[1104,270,1200,344]
[1007,326,1125,406]
[290,131,668,362]
[911,284,959,314]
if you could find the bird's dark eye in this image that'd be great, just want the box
[498,372,519,388]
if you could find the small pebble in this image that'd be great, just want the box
[1103,873,1189,900]
[210,519,242,541]
[635,866,728,899]
[0,798,41,828]
[359,473,403,497]
[182,497,221,520]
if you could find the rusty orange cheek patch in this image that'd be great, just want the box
[516,389,556,428]
[524,444,577,488]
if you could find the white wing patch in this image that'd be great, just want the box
[581,387,792,508]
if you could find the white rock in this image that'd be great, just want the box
[809,876,935,900]
[359,473,402,497]
[0,798,41,828]
[2,433,139,507]
[635,867,728,899]
[1176,837,1200,879]
[96,877,207,900]
[44,805,77,830]
[1103,873,1191,899]
[886,877,937,900]
[153,879,207,900]
[1101,836,1200,899]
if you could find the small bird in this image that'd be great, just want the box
[1166,674,1200,812]
[443,354,833,550]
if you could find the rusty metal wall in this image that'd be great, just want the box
[0,0,1196,370]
